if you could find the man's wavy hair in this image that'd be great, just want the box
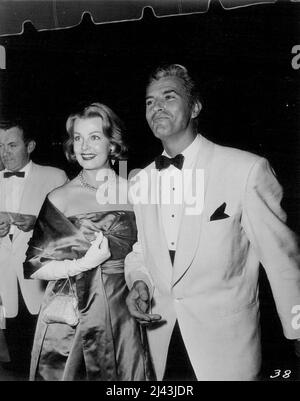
[64,102,128,163]
[0,117,34,144]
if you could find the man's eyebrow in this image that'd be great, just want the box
[145,89,179,99]
[163,89,178,95]
[6,141,18,145]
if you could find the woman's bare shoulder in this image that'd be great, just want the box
[48,177,80,213]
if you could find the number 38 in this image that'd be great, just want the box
[270,369,291,379]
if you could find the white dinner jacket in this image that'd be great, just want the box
[125,135,300,380]
[0,162,67,317]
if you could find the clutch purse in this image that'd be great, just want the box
[43,278,79,327]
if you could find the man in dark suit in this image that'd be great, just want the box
[0,118,68,375]
[125,64,300,380]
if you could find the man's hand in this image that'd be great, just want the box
[0,221,10,237]
[13,214,37,232]
[126,280,161,324]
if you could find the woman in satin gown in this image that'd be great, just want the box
[24,102,155,381]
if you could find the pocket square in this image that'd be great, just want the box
[210,202,230,221]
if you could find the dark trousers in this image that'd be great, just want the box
[163,251,197,381]
[3,282,37,374]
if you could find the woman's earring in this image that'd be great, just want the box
[110,147,116,165]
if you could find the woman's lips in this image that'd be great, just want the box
[81,154,96,160]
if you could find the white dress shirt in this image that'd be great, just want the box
[159,135,201,251]
[2,160,32,236]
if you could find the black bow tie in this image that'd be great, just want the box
[3,171,25,178]
[154,154,184,171]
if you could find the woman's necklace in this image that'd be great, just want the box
[78,170,98,191]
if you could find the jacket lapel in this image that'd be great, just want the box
[142,166,173,287]
[172,136,215,286]
[0,172,5,211]
[19,162,39,213]
[0,173,12,248]
[12,163,39,242]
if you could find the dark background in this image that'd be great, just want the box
[0,1,300,380]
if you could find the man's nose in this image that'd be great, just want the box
[153,99,165,111]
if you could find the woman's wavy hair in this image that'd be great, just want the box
[64,102,128,163]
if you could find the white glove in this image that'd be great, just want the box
[31,231,111,280]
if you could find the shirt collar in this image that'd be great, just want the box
[3,160,32,178]
[162,134,201,169]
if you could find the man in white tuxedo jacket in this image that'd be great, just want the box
[125,64,300,381]
[0,119,67,373]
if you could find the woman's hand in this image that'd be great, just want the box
[79,231,111,268]
[31,231,111,280]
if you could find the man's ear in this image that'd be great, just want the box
[191,100,202,119]
[27,140,36,155]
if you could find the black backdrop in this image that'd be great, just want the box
[0,1,300,380]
